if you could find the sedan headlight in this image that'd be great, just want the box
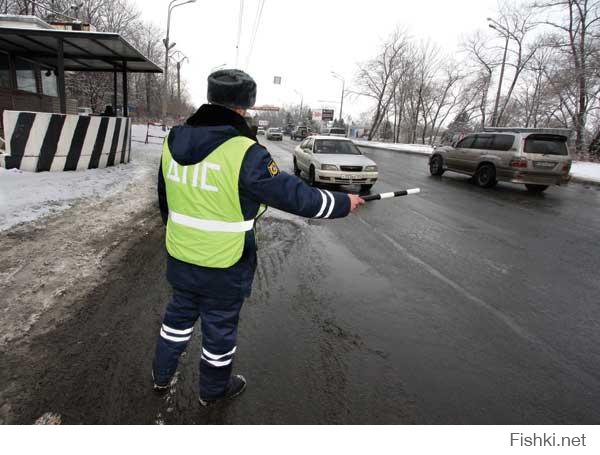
[364,165,378,172]
[321,164,339,171]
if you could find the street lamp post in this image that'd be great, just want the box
[172,50,188,104]
[331,72,345,124]
[162,0,196,128]
[487,18,511,127]
[293,89,303,123]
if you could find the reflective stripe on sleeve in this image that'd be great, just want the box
[314,190,327,218]
[323,190,335,218]
[170,211,254,233]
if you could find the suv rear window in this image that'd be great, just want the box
[330,128,345,134]
[524,135,568,156]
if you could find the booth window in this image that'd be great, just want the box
[42,69,58,96]
[0,53,10,89]
[15,58,37,93]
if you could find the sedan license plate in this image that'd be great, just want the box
[341,174,360,180]
[533,161,557,169]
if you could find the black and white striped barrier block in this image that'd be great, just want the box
[362,188,421,202]
[1,110,131,172]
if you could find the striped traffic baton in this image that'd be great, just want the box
[361,188,421,202]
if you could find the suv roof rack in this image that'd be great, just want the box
[483,127,572,137]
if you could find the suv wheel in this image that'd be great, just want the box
[293,158,301,176]
[429,155,444,176]
[309,166,316,186]
[475,164,497,188]
[525,184,549,193]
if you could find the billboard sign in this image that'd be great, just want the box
[321,109,334,122]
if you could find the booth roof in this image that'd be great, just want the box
[0,26,162,73]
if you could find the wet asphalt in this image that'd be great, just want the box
[265,138,600,424]
[4,137,600,424]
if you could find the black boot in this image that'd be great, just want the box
[199,374,247,406]
[152,370,170,395]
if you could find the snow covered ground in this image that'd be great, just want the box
[0,124,166,231]
[353,140,433,156]
[570,161,600,183]
[353,140,600,184]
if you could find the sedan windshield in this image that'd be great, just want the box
[314,140,362,155]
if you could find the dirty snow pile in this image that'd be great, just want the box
[0,124,165,231]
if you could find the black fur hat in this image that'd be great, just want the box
[207,69,257,109]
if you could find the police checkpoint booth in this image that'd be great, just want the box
[0,15,162,172]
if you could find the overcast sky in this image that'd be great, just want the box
[134,0,503,119]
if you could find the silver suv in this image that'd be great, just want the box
[429,128,572,192]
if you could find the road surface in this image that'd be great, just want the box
[1,136,599,424]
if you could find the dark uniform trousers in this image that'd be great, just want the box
[153,287,244,398]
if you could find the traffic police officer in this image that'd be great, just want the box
[152,69,364,406]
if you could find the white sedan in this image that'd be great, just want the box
[293,136,378,191]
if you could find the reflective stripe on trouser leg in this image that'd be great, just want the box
[152,288,201,386]
[198,296,245,398]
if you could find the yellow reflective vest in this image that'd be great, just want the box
[162,135,265,268]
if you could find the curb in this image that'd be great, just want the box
[570,177,600,187]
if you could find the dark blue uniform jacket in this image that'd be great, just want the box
[158,104,351,299]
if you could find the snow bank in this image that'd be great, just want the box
[570,161,600,183]
[0,124,163,231]
[353,140,434,155]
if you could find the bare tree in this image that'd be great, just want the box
[490,3,539,126]
[463,31,496,128]
[427,63,466,144]
[534,0,600,153]
[355,29,409,140]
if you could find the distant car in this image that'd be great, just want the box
[291,126,308,141]
[429,128,572,192]
[257,127,266,135]
[77,107,93,116]
[293,136,378,191]
[322,127,346,137]
[266,127,283,141]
